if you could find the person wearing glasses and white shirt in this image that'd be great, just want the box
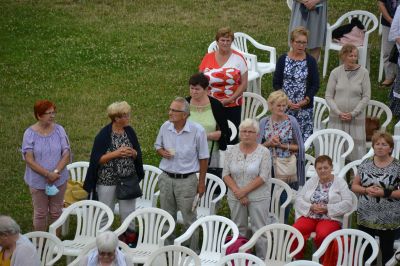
[223,118,272,259]
[154,97,209,249]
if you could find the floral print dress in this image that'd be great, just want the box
[282,56,313,141]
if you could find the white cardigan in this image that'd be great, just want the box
[294,175,353,223]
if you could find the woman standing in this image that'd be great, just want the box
[84,101,144,243]
[223,118,271,259]
[352,132,400,265]
[258,90,305,189]
[22,100,71,232]
[288,0,327,61]
[186,72,230,168]
[273,27,319,141]
[199,27,248,144]
[325,44,371,161]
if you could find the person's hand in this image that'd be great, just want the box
[366,185,384,197]
[289,101,301,110]
[339,112,352,121]
[311,203,327,214]
[240,196,249,206]
[124,147,138,159]
[46,171,61,184]
[197,182,206,198]
[221,98,233,106]
[233,188,248,200]
[269,135,281,147]
[303,0,318,10]
[160,148,174,159]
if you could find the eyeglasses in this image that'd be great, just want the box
[240,130,256,134]
[43,111,57,115]
[99,251,115,257]
[169,108,185,113]
[294,40,307,45]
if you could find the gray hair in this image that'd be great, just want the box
[96,231,118,253]
[239,118,260,134]
[173,97,190,115]
[0,215,20,236]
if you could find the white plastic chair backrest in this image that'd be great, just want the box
[312,229,379,266]
[24,231,64,266]
[395,120,400,136]
[239,223,304,263]
[338,159,363,179]
[269,178,293,223]
[304,129,354,173]
[114,207,175,247]
[241,92,268,121]
[342,191,358,229]
[50,200,114,238]
[143,245,201,266]
[304,154,316,180]
[67,161,89,183]
[366,100,393,132]
[286,0,293,10]
[68,240,132,266]
[285,260,322,266]
[233,32,250,54]
[227,120,237,142]
[196,173,226,210]
[140,164,162,202]
[337,11,378,35]
[313,97,330,132]
[217,252,265,266]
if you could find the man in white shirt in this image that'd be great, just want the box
[155,97,209,247]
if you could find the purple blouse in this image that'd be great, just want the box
[22,124,71,189]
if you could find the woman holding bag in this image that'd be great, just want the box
[84,101,144,244]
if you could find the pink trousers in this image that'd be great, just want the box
[29,182,67,231]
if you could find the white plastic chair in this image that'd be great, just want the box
[207,41,261,94]
[67,161,89,183]
[49,200,114,264]
[114,207,176,265]
[227,120,237,142]
[323,10,379,78]
[62,161,90,236]
[239,223,304,265]
[338,159,363,179]
[395,120,400,136]
[24,231,64,266]
[177,172,226,224]
[241,92,268,121]
[216,252,265,266]
[68,239,133,266]
[365,100,393,148]
[114,164,162,214]
[143,245,201,266]
[385,246,400,266]
[285,260,322,266]
[304,129,354,178]
[233,32,277,92]
[269,178,293,223]
[174,215,239,266]
[312,228,379,266]
[378,13,384,82]
[313,97,330,132]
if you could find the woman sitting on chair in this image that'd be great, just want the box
[291,155,353,259]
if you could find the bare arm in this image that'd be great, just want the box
[207,130,222,141]
[351,174,368,195]
[197,158,208,197]
[378,1,393,24]
[222,72,248,106]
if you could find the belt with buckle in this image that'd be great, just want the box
[164,171,194,179]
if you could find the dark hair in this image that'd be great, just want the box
[315,155,333,167]
[34,100,56,120]
[189,72,209,89]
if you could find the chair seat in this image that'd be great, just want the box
[129,244,159,264]
[257,62,275,74]
[248,70,260,81]
[62,237,95,256]
[198,252,222,266]
[177,207,210,224]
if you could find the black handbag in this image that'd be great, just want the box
[389,44,399,64]
[116,175,142,200]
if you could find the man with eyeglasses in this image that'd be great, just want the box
[154,96,209,248]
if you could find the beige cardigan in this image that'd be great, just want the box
[294,175,353,223]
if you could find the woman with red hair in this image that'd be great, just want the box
[21,100,71,232]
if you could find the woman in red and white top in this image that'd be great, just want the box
[199,27,248,144]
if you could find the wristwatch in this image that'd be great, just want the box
[53,169,59,174]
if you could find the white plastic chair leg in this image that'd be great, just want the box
[61,216,70,236]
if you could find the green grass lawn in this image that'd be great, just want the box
[0,0,393,260]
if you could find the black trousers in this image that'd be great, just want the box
[358,224,399,265]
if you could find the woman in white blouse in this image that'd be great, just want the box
[222,118,272,259]
[291,155,353,260]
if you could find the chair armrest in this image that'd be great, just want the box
[174,225,199,245]
[209,201,216,215]
[49,205,77,234]
[46,249,64,266]
[238,237,256,253]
